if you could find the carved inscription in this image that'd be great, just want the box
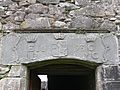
[51,41,67,57]
[26,34,38,60]
[27,43,36,60]
[86,42,99,60]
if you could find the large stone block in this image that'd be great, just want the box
[96,65,120,90]
[27,3,48,14]
[70,15,93,29]
[75,0,90,6]
[7,65,28,78]
[20,17,51,29]
[70,4,106,17]
[103,81,120,90]
[102,65,119,81]
[37,0,60,4]
[0,78,27,90]
[2,33,118,65]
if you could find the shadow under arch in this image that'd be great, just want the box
[27,58,100,90]
[26,58,100,70]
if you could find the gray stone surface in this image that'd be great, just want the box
[25,13,40,20]
[19,0,30,6]
[0,22,2,30]
[20,17,51,29]
[2,22,20,31]
[0,6,5,16]
[37,0,60,4]
[27,3,48,14]
[54,21,67,28]
[0,0,120,90]
[75,0,90,6]
[100,65,120,90]
[99,20,117,31]
[0,65,10,76]
[14,11,26,22]
[0,0,119,31]
[27,0,36,3]
[0,78,27,90]
[0,0,13,6]
[7,65,27,78]
[70,15,93,29]
[2,33,118,65]
[59,2,80,10]
[0,65,10,80]
[71,4,106,17]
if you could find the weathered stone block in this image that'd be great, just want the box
[102,65,119,81]
[2,22,20,31]
[0,78,27,90]
[99,20,117,31]
[27,3,48,14]
[0,0,13,6]
[2,33,118,65]
[103,81,120,90]
[75,0,90,6]
[7,65,28,78]
[70,4,106,17]
[27,0,36,3]
[0,65,10,79]
[13,11,26,22]
[37,0,60,4]
[25,13,40,20]
[70,15,93,29]
[0,22,2,30]
[20,17,51,29]
[54,21,67,28]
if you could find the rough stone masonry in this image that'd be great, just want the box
[0,0,120,90]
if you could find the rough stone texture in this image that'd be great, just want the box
[0,0,120,90]
[99,20,117,31]
[20,17,51,29]
[0,0,13,6]
[0,78,27,90]
[54,21,67,28]
[27,3,48,14]
[2,22,20,31]
[12,11,26,22]
[27,0,36,3]
[70,15,93,29]
[19,0,30,6]
[75,0,90,6]
[0,0,119,31]
[37,0,60,4]
[0,22,2,30]
[7,65,28,78]
[101,65,120,90]
[0,65,10,79]
[25,13,40,20]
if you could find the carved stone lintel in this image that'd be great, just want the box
[2,33,118,64]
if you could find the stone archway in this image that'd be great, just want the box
[27,59,98,90]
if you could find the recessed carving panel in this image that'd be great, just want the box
[2,33,118,65]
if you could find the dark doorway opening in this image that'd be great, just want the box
[29,59,97,90]
[48,75,95,90]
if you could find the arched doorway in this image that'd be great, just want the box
[28,59,98,90]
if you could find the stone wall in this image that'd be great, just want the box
[0,0,120,90]
[0,0,120,31]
